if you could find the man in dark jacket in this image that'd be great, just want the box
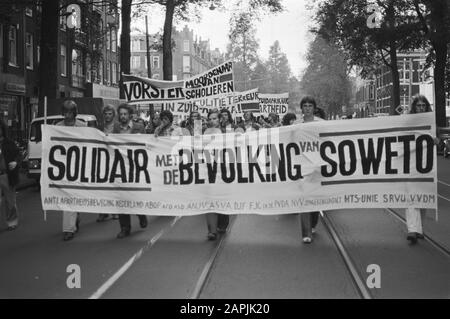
[113,103,148,238]
[0,121,21,231]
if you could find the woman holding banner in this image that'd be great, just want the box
[405,95,433,244]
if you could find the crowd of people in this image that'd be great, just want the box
[0,94,435,246]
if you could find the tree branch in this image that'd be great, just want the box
[413,0,429,35]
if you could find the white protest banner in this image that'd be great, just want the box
[123,61,234,117]
[231,88,259,118]
[259,93,289,117]
[41,112,437,215]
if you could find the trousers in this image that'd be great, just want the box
[406,208,426,233]
[0,174,18,227]
[62,211,78,233]
[119,214,147,230]
[300,211,320,238]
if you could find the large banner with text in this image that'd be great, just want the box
[41,113,437,215]
[123,61,234,117]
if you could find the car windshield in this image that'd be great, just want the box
[29,118,91,143]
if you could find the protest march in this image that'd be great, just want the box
[41,112,437,215]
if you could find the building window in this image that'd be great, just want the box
[8,26,18,66]
[106,29,111,51]
[60,45,67,76]
[85,56,91,82]
[152,56,159,69]
[183,40,189,52]
[106,62,110,84]
[131,39,140,52]
[112,29,117,52]
[183,55,190,72]
[26,33,34,70]
[112,63,117,84]
[98,62,103,83]
[26,6,33,16]
[60,14,67,31]
[131,56,140,69]
[71,49,83,76]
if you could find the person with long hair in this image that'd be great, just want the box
[405,95,433,244]
[57,100,86,241]
[298,96,325,243]
[282,113,297,126]
[219,108,235,133]
[203,109,224,240]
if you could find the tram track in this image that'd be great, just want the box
[320,211,372,299]
[190,215,237,299]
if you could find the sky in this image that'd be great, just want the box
[130,0,316,78]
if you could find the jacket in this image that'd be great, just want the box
[1,138,20,187]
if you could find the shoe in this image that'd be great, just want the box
[207,232,217,241]
[6,225,18,231]
[416,232,425,239]
[117,229,130,239]
[140,218,148,228]
[302,237,312,244]
[96,215,109,222]
[63,232,74,241]
[407,232,418,244]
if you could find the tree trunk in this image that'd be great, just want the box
[434,41,447,127]
[163,0,175,80]
[119,0,132,99]
[38,0,59,109]
[388,42,401,115]
[430,0,449,127]
[385,3,400,115]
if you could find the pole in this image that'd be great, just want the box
[145,15,153,116]
[44,96,47,221]
[145,15,151,79]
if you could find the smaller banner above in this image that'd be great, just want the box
[259,93,289,117]
[123,61,234,117]
[231,88,259,118]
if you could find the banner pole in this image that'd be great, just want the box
[44,96,47,222]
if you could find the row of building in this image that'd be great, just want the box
[0,2,223,142]
[354,51,450,118]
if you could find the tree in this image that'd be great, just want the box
[300,36,352,117]
[413,0,450,127]
[227,11,261,91]
[266,40,291,93]
[314,0,424,115]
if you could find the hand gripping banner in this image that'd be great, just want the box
[41,113,437,215]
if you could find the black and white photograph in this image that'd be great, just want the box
[0,0,449,305]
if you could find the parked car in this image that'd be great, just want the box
[437,127,450,157]
[26,114,98,182]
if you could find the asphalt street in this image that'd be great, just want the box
[0,158,449,299]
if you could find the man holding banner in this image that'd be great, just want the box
[113,103,148,239]
[58,100,86,241]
